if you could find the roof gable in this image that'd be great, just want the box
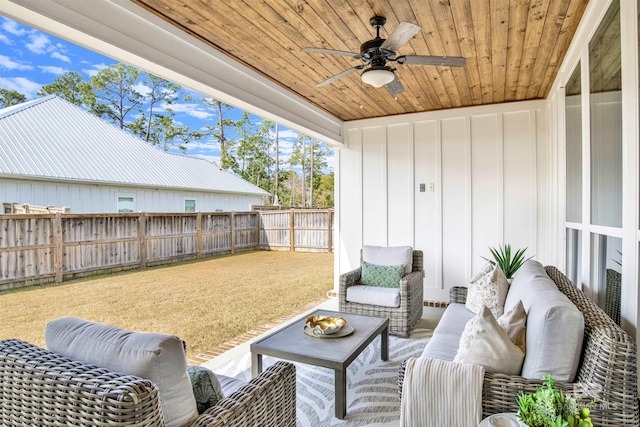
[0,96,269,196]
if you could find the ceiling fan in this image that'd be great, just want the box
[302,16,466,95]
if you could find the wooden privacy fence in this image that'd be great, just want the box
[0,209,333,289]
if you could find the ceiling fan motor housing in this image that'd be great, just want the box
[360,38,387,63]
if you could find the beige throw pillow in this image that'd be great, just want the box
[498,300,527,353]
[469,262,493,284]
[454,306,525,375]
[465,264,510,317]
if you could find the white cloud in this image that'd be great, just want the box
[25,33,50,54]
[0,77,41,99]
[50,51,70,63]
[169,102,215,120]
[38,65,66,75]
[0,54,33,71]
[274,129,299,140]
[82,62,109,77]
[0,33,10,45]
[326,155,335,171]
[134,83,151,97]
[1,19,27,36]
[186,141,220,152]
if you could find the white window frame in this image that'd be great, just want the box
[184,198,196,213]
[117,195,135,213]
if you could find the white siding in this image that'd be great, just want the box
[0,179,263,213]
[337,100,546,302]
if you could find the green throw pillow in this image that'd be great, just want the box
[187,365,224,414]
[361,261,406,288]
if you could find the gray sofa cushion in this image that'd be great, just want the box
[431,303,476,337]
[505,261,584,381]
[420,303,475,361]
[346,284,401,307]
[420,331,460,361]
[45,317,198,427]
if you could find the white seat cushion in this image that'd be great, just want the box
[45,317,198,427]
[363,245,413,274]
[346,284,401,307]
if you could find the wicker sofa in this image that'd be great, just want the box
[339,248,424,338]
[0,338,296,427]
[399,264,639,426]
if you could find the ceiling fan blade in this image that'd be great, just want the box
[316,66,363,87]
[302,47,361,59]
[386,76,405,95]
[398,55,466,67]
[380,22,421,52]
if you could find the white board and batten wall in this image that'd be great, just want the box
[0,178,264,213]
[336,100,549,302]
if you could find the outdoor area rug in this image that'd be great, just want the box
[212,327,433,427]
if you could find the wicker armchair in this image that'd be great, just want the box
[0,339,296,427]
[339,249,423,338]
[398,266,639,426]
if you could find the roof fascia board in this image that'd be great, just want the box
[0,174,269,197]
[1,0,344,146]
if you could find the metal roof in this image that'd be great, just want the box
[0,96,269,196]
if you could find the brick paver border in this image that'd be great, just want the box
[187,298,330,365]
[187,298,448,365]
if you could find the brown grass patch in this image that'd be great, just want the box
[0,251,333,359]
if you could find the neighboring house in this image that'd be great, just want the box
[0,96,269,213]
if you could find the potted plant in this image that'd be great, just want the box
[516,375,594,427]
[482,244,533,279]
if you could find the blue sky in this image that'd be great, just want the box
[0,16,333,172]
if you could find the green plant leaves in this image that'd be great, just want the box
[482,244,533,279]
[516,375,594,427]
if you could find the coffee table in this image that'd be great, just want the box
[250,309,389,419]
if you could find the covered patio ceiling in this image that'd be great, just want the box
[132,0,589,121]
[0,0,590,144]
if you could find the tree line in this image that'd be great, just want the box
[0,64,333,208]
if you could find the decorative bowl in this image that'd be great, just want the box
[305,315,347,335]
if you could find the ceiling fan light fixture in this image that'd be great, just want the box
[361,68,395,88]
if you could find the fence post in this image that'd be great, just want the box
[257,211,262,250]
[196,212,202,258]
[290,209,295,252]
[53,212,63,282]
[230,212,235,254]
[139,212,147,268]
[327,209,333,253]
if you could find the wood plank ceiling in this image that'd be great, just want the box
[131,0,588,122]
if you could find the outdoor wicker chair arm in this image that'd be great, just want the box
[0,338,164,427]
[399,270,424,304]
[338,267,363,307]
[450,286,468,304]
[188,361,296,427]
[339,267,362,288]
